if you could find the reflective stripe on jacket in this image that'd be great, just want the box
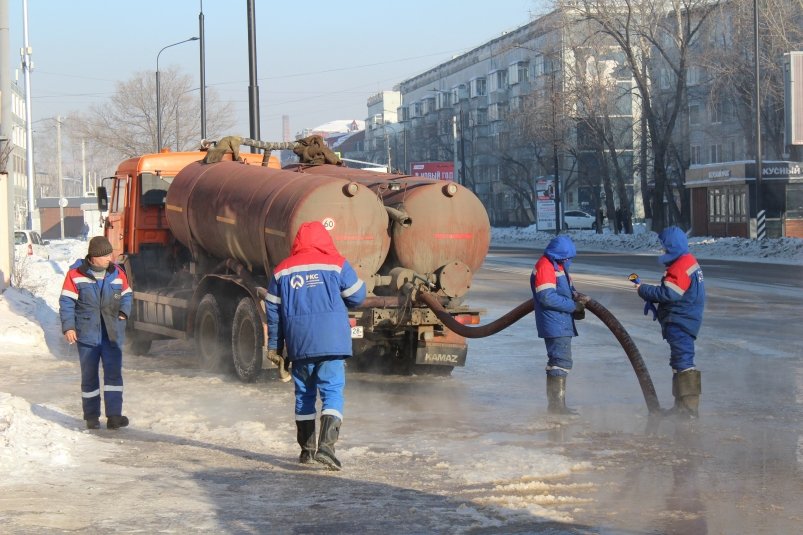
[530,255,578,338]
[266,222,366,362]
[59,258,133,345]
[638,253,705,337]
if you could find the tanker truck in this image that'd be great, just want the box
[99,147,489,380]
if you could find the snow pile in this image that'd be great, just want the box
[0,393,117,478]
[491,224,803,264]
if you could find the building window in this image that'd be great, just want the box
[709,101,723,124]
[689,103,700,125]
[710,144,723,163]
[708,186,747,223]
[690,144,701,165]
[471,77,487,97]
[496,69,508,91]
[686,65,700,86]
[660,68,672,89]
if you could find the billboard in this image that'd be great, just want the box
[410,161,455,181]
[536,177,556,231]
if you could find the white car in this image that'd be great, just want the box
[14,229,51,260]
[562,210,597,230]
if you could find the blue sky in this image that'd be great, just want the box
[9,0,545,141]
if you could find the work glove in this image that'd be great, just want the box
[572,300,585,321]
[643,301,658,321]
[267,349,292,383]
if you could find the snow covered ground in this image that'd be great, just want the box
[492,224,803,265]
[0,230,801,532]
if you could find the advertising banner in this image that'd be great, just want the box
[410,162,455,181]
[536,177,556,231]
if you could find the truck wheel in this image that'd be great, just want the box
[232,297,264,382]
[195,294,233,373]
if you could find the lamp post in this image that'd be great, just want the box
[753,0,764,239]
[156,37,198,153]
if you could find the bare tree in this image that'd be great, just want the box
[702,0,803,160]
[71,68,236,159]
[574,0,721,233]
[565,29,638,233]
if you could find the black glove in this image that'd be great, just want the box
[572,300,585,320]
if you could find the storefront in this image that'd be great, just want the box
[685,161,803,238]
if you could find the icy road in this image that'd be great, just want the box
[0,245,801,534]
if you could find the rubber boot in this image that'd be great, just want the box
[546,375,578,415]
[107,415,129,429]
[314,415,342,470]
[85,417,100,430]
[296,420,317,464]
[671,369,701,419]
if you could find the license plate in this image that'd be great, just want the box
[351,326,364,338]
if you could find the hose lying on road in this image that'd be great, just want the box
[416,291,661,413]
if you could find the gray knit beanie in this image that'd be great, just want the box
[88,236,113,258]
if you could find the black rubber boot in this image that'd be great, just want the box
[296,420,317,464]
[667,370,701,419]
[314,415,342,470]
[85,417,100,430]
[107,415,129,429]
[547,375,578,415]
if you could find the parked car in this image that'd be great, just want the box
[14,229,50,260]
[563,210,597,230]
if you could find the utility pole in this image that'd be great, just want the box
[753,0,765,239]
[551,64,561,235]
[57,117,64,239]
[22,0,35,230]
[246,0,260,150]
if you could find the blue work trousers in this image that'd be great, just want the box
[665,323,696,372]
[292,358,346,422]
[78,337,123,419]
[544,336,573,377]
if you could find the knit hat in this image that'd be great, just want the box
[88,236,113,258]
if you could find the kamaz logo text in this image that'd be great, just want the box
[424,353,459,363]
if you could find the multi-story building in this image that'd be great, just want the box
[4,81,30,229]
[368,10,640,228]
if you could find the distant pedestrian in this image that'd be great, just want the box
[530,235,585,415]
[266,221,366,470]
[81,222,90,241]
[59,236,133,430]
[633,226,705,418]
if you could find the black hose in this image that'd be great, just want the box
[416,291,661,413]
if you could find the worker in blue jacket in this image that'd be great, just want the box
[266,221,366,470]
[59,236,133,430]
[530,235,585,414]
[635,226,705,418]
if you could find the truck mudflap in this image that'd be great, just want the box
[415,342,467,367]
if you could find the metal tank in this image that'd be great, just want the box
[287,164,490,297]
[165,161,390,282]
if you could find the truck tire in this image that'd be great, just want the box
[195,294,233,373]
[232,297,264,382]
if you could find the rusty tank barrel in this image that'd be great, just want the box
[289,165,490,298]
[166,161,390,282]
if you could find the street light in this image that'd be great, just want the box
[156,37,199,153]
